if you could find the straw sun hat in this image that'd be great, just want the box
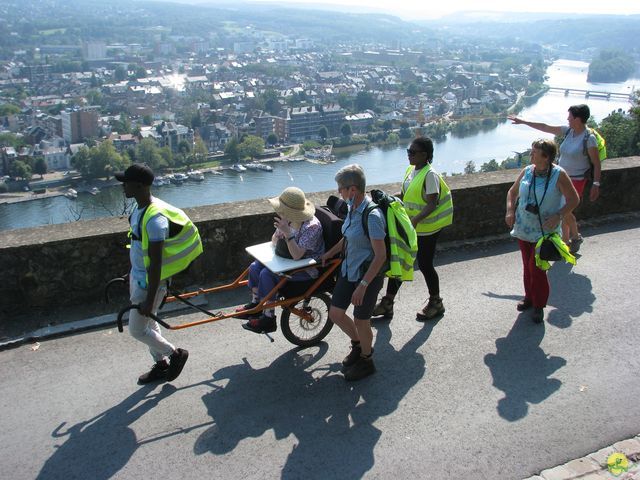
[268,187,315,223]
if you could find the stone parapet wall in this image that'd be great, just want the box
[1,156,639,321]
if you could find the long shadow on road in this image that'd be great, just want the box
[37,384,178,480]
[194,321,438,479]
[484,316,566,422]
[482,259,595,330]
[547,260,595,329]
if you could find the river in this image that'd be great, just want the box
[1,59,637,231]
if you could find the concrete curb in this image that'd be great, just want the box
[524,435,640,479]
[0,295,209,351]
[0,312,118,350]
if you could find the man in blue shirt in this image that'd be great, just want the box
[116,163,190,385]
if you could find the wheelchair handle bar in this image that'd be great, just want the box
[105,275,128,304]
[116,304,170,333]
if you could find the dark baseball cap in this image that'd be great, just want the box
[114,163,154,185]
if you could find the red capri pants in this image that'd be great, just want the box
[571,178,588,198]
[518,239,549,309]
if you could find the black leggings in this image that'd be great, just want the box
[386,231,441,298]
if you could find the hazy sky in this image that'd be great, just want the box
[250,0,640,19]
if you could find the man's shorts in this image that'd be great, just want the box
[571,178,588,198]
[331,272,384,320]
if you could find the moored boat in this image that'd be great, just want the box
[153,175,167,186]
[64,188,78,199]
[170,173,188,184]
[245,163,273,172]
[187,170,205,181]
[304,145,333,160]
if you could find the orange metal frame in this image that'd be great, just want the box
[159,258,342,330]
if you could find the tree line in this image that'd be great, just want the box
[71,136,210,179]
[587,50,636,83]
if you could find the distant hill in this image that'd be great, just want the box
[434,11,583,23]
[0,0,428,45]
[3,0,640,60]
[150,0,393,16]
[420,13,640,51]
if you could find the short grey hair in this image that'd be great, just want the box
[335,163,366,193]
[531,138,557,164]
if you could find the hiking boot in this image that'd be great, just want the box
[569,235,584,254]
[138,360,169,384]
[166,348,189,381]
[344,356,376,381]
[372,296,394,319]
[417,297,445,321]
[234,301,259,319]
[242,314,277,334]
[517,298,533,312]
[532,308,544,324]
[341,342,362,371]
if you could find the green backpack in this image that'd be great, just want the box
[586,128,607,162]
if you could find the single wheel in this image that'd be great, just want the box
[280,293,333,347]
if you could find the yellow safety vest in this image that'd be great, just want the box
[402,164,453,234]
[534,233,576,271]
[130,199,203,282]
[385,199,418,281]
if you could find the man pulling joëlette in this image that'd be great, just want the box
[115,163,203,385]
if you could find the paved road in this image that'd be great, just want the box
[1,217,639,479]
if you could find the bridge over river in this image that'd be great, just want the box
[547,86,634,100]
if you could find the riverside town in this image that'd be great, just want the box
[2,1,639,230]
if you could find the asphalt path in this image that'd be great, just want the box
[1,217,639,479]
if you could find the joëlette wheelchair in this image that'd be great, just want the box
[105,256,341,346]
[106,202,345,345]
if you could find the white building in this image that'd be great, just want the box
[83,42,107,61]
[345,112,375,133]
[43,146,71,171]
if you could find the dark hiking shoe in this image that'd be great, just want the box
[166,348,189,381]
[417,297,445,321]
[517,298,533,311]
[242,314,277,334]
[372,296,394,319]
[532,308,544,324]
[341,342,362,371]
[234,302,260,319]
[344,356,376,381]
[138,360,169,384]
[569,235,583,254]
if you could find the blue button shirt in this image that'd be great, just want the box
[341,197,386,282]
[129,200,169,288]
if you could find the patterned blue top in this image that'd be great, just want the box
[341,197,386,282]
[511,165,564,243]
